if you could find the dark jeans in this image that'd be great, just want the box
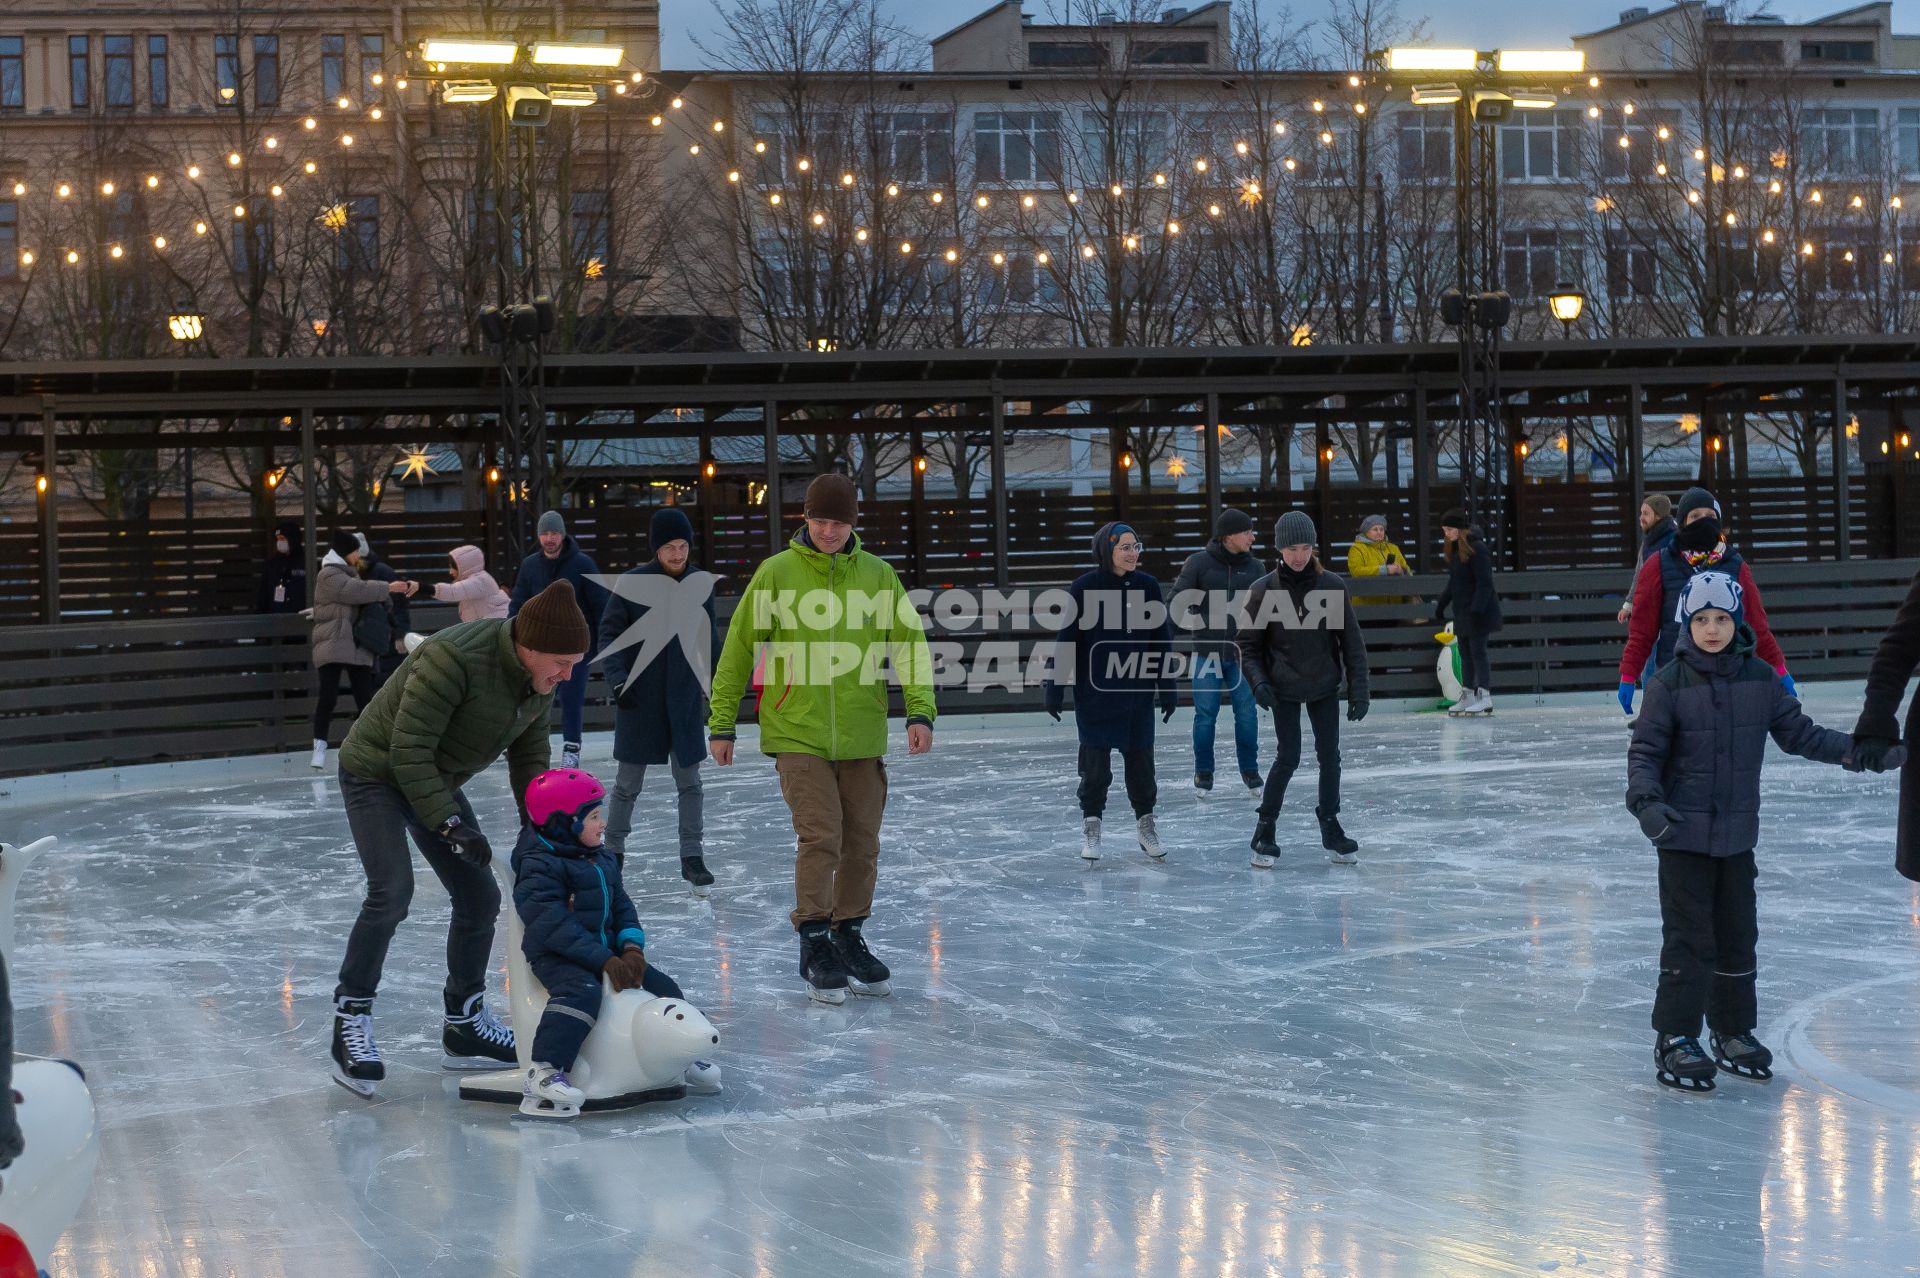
[557,654,591,746]
[606,757,704,861]
[1652,848,1759,1038]
[1458,632,1493,691]
[334,770,502,1011]
[1259,696,1342,821]
[1078,744,1156,819]
[313,663,376,741]
[1192,660,1259,776]
[529,953,684,1072]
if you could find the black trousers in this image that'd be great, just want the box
[1260,695,1342,821]
[1458,631,1493,690]
[1078,745,1156,819]
[1652,848,1759,1038]
[313,662,376,740]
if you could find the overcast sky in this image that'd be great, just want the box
[661,0,1920,68]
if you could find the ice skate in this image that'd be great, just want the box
[1241,770,1263,795]
[519,1064,584,1119]
[402,631,426,654]
[1250,819,1280,869]
[1317,808,1358,864]
[831,918,893,997]
[442,992,516,1069]
[329,996,383,1098]
[310,738,328,769]
[1654,1034,1717,1093]
[683,1059,723,1094]
[1080,816,1102,861]
[681,854,715,898]
[798,922,850,1005]
[561,742,581,769]
[1709,1031,1774,1081]
[1136,813,1165,860]
[1194,771,1213,795]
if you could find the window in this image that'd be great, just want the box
[359,35,384,101]
[1802,40,1873,63]
[104,36,133,109]
[974,111,1061,183]
[1808,108,1878,174]
[1813,236,1870,294]
[0,37,22,110]
[1028,42,1103,67]
[338,196,379,272]
[1395,107,1452,180]
[0,200,15,280]
[747,111,845,185]
[1901,108,1920,177]
[1501,227,1566,298]
[1606,242,1659,299]
[253,35,279,107]
[979,249,1061,309]
[1082,108,1170,178]
[321,35,345,101]
[1724,231,1784,293]
[214,34,238,105]
[1501,109,1581,182]
[233,201,274,273]
[1131,42,1207,65]
[1715,39,1783,63]
[68,35,89,110]
[887,112,954,186]
[570,190,609,267]
[148,36,168,109]
[1602,107,1680,180]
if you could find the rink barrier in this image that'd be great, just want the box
[1,560,1915,777]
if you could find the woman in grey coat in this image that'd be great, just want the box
[310,531,412,769]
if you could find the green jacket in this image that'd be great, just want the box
[340,618,553,827]
[708,531,936,759]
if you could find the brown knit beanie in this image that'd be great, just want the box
[513,580,591,655]
[1644,493,1673,520]
[803,473,858,525]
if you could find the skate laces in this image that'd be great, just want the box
[337,1008,379,1062]
[1662,1035,1708,1064]
[450,998,514,1048]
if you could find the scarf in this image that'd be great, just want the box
[1272,559,1318,618]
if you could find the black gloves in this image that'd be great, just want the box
[1848,735,1904,773]
[1046,706,1061,723]
[1253,683,1276,710]
[438,816,493,866]
[1159,696,1177,724]
[1347,699,1369,723]
[1432,606,1448,625]
[1633,801,1683,844]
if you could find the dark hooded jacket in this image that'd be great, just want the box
[1639,516,1678,563]
[513,831,647,975]
[1851,566,1920,882]
[510,534,608,652]
[1044,522,1175,751]
[597,558,717,768]
[1627,624,1851,858]
[1170,537,1264,655]
[1235,559,1370,707]
[1434,528,1502,636]
[257,521,306,614]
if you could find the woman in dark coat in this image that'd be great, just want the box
[1045,521,1175,863]
[257,521,306,614]
[1851,567,1920,882]
[1433,509,1502,716]
[595,507,719,895]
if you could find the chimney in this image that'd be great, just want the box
[1098,10,1118,24]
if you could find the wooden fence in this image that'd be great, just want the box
[3,560,1913,780]
[0,473,1888,624]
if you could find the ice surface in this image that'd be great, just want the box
[7,683,1920,1276]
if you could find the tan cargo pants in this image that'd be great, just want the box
[775,753,888,929]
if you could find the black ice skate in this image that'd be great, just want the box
[1241,771,1263,794]
[1194,771,1214,794]
[681,854,715,898]
[1709,1031,1775,1081]
[1654,1034,1717,1093]
[330,996,384,1098]
[1317,808,1358,864]
[831,917,893,998]
[798,921,850,1005]
[1250,819,1280,869]
[442,992,516,1069]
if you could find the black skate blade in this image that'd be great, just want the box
[1656,1069,1717,1093]
[1713,1058,1774,1081]
[443,1053,516,1072]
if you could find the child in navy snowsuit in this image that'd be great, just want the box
[513,768,686,1108]
[1626,571,1898,1092]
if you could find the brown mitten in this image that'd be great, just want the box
[601,947,648,991]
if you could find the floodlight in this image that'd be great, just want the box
[441,81,499,104]
[530,42,623,68]
[1385,48,1478,72]
[420,39,518,65]
[1496,49,1585,74]
[1410,83,1463,105]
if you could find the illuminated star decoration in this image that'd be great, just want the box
[319,203,349,232]
[398,445,440,484]
[583,255,606,279]
[1165,455,1188,478]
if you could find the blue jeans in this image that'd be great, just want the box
[557,650,592,746]
[1191,659,1259,776]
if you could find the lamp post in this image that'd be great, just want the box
[1547,282,1587,337]
[412,35,629,563]
[1383,45,1587,564]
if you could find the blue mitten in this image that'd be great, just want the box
[1617,682,1636,716]
[1781,672,1798,699]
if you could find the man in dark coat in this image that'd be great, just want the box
[597,506,719,895]
[1045,521,1175,862]
[256,520,306,614]
[355,533,413,686]
[1170,508,1263,794]
[1626,570,1887,1090]
[1850,566,1920,881]
[510,510,609,767]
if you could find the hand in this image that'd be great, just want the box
[1347,699,1369,723]
[601,946,648,991]
[1617,682,1636,716]
[709,737,734,766]
[1850,735,1901,773]
[1616,605,1631,625]
[907,722,933,754]
[1253,683,1276,711]
[387,579,411,595]
[394,640,407,654]
[1781,672,1798,699]
[1635,801,1683,843]
[1046,706,1061,723]
[1159,698,1177,724]
[438,816,492,866]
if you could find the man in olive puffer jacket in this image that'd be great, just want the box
[325,580,591,1099]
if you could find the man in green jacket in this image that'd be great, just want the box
[328,580,591,1098]
[708,474,936,1005]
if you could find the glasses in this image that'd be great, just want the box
[1116,541,1144,553]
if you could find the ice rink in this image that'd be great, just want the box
[8,683,1920,1276]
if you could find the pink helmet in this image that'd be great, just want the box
[525,769,607,843]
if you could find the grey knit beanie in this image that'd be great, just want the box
[1274,510,1317,548]
[1358,514,1386,538]
[536,509,566,537]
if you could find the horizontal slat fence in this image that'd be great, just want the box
[5,560,1914,780]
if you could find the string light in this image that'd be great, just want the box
[303,160,317,174]
[842,172,855,186]
[1110,183,1123,197]
[650,115,663,126]
[991,251,1005,265]
[9,182,22,196]
[1208,202,1222,217]
[233,203,247,218]
[1761,229,1775,244]
[369,107,383,120]
[17,250,31,266]
[943,248,958,262]
[754,141,767,153]
[1311,99,1324,112]
[339,133,354,147]
[1810,189,1823,203]
[194,220,208,235]
[712,120,725,132]
[303,117,317,130]
[898,240,912,254]
[336,96,351,110]
[145,174,159,188]
[727,169,740,183]
[689,144,700,155]
[99,180,114,195]
[1623,103,1636,115]
[152,236,166,250]
[930,190,943,203]
[769,192,782,205]
[227,151,242,166]
[1235,140,1249,155]
[1036,250,1050,265]
[975,194,989,208]
[56,183,70,198]
[1021,194,1035,208]
[886,183,899,197]
[1588,106,1601,118]
[1081,244,1096,258]
[671,96,683,109]
[64,249,78,264]
[796,158,811,171]
[270,183,284,197]
[1195,158,1210,172]
[186,164,201,179]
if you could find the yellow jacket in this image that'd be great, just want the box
[1345,537,1412,606]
